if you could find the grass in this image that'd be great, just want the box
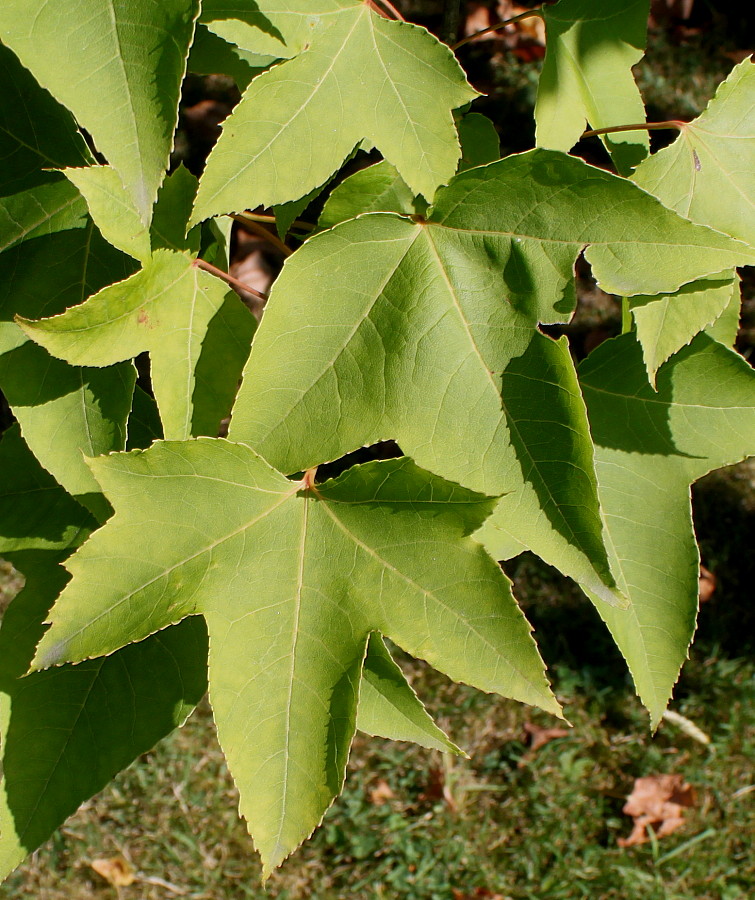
[2,519,753,899]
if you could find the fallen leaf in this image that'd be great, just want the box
[618,774,696,847]
[90,856,136,887]
[369,780,394,805]
[699,565,716,603]
[523,721,571,753]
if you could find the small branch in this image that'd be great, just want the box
[192,258,268,302]
[239,211,315,233]
[452,9,543,50]
[232,214,292,257]
[365,0,391,18]
[375,0,404,20]
[581,120,686,139]
[302,467,319,491]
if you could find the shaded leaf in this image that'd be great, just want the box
[457,112,501,171]
[536,0,650,174]
[475,332,623,607]
[579,332,755,723]
[633,57,755,248]
[0,0,200,222]
[318,112,499,230]
[190,3,477,222]
[200,0,355,60]
[318,161,418,230]
[18,249,253,441]
[0,41,90,195]
[33,444,558,875]
[188,22,276,90]
[0,223,138,516]
[150,165,201,255]
[629,272,740,385]
[0,427,208,878]
[358,634,463,755]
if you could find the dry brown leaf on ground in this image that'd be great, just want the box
[369,779,395,805]
[698,565,716,603]
[89,856,136,887]
[618,774,696,847]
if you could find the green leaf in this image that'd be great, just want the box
[629,272,740,385]
[457,112,501,171]
[579,332,755,723]
[318,161,418,230]
[0,224,138,516]
[187,22,276,90]
[150,165,202,255]
[0,41,91,195]
[200,0,349,59]
[0,425,96,555]
[0,426,207,877]
[18,248,254,441]
[62,166,152,262]
[0,0,200,223]
[33,444,558,874]
[190,3,478,222]
[127,386,164,451]
[704,276,741,347]
[632,58,755,249]
[536,0,650,174]
[0,177,87,255]
[358,633,463,755]
[228,150,752,601]
[475,332,624,608]
[317,112,500,230]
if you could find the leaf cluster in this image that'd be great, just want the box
[0,0,753,882]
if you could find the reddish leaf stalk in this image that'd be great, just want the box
[452,9,543,50]
[232,214,292,257]
[375,0,404,20]
[192,258,268,302]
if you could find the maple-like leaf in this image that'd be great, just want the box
[32,443,558,874]
[535,0,650,174]
[190,1,478,222]
[0,0,199,223]
[579,332,755,723]
[228,149,753,602]
[0,425,208,878]
[632,57,755,249]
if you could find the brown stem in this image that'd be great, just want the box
[452,9,543,50]
[232,214,292,257]
[375,0,404,20]
[192,258,268,302]
[239,211,315,233]
[365,0,390,18]
[581,120,686,139]
[302,467,319,491]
